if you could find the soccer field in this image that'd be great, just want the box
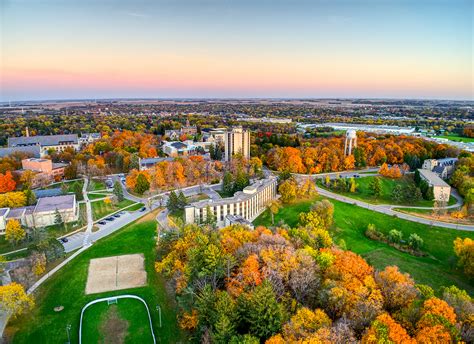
[81,296,155,344]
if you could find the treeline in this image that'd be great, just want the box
[265,133,459,174]
[155,200,472,343]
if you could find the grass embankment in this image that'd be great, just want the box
[81,298,154,343]
[91,199,136,220]
[254,196,474,295]
[318,176,456,207]
[7,210,183,343]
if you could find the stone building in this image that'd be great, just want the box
[224,127,250,161]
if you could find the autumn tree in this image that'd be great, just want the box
[6,220,26,246]
[0,191,27,208]
[266,200,281,225]
[375,266,417,311]
[0,171,16,193]
[453,237,474,277]
[278,178,297,203]
[0,282,34,317]
[362,313,415,344]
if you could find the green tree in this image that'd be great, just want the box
[222,171,234,196]
[113,181,124,202]
[129,153,140,171]
[368,177,382,198]
[54,208,63,227]
[177,191,187,209]
[134,173,150,195]
[24,189,36,206]
[73,182,83,201]
[167,191,179,213]
[241,281,283,340]
[234,170,250,193]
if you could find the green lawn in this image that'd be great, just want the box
[430,134,474,143]
[88,180,107,191]
[254,196,474,295]
[91,199,136,220]
[7,211,183,344]
[126,203,146,212]
[87,193,110,200]
[318,176,454,207]
[81,298,154,343]
[44,179,84,192]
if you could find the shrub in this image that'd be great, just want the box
[388,229,403,244]
[408,233,424,251]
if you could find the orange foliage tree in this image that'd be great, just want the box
[0,171,16,193]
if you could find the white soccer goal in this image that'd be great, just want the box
[107,298,118,305]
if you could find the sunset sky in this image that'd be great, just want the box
[1,0,472,101]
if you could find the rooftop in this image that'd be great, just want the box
[35,194,76,212]
[8,134,79,147]
[418,169,451,187]
[0,208,9,217]
[0,146,41,158]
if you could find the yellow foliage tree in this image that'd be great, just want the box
[5,219,26,245]
[0,282,34,317]
[453,237,474,277]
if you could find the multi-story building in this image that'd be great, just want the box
[184,177,277,228]
[8,134,80,157]
[15,158,67,187]
[224,127,250,161]
[418,169,451,202]
[422,158,458,179]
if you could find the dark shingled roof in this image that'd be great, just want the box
[8,134,78,147]
[34,188,63,199]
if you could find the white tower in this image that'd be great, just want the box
[344,130,357,156]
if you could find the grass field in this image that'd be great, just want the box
[87,193,110,200]
[318,176,456,207]
[44,179,84,192]
[81,298,154,343]
[91,199,136,220]
[186,193,209,203]
[430,134,474,143]
[254,196,474,295]
[6,210,183,344]
[88,180,107,191]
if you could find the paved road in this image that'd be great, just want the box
[82,178,93,247]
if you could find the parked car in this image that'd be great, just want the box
[140,207,146,212]
[113,213,121,218]
[98,221,107,225]
[105,217,115,221]
[60,237,68,243]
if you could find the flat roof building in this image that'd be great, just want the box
[418,168,451,202]
[8,134,80,157]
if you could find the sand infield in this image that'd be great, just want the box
[85,254,147,294]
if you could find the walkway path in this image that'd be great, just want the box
[81,178,94,248]
[316,186,474,231]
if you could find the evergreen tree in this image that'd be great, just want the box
[54,208,64,230]
[178,191,188,209]
[24,189,36,206]
[241,281,283,340]
[73,182,83,201]
[113,181,124,202]
[222,171,234,196]
[167,191,179,213]
[129,153,140,171]
[134,173,150,195]
[414,169,421,185]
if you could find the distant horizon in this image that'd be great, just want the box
[1,1,472,101]
[1,95,473,105]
